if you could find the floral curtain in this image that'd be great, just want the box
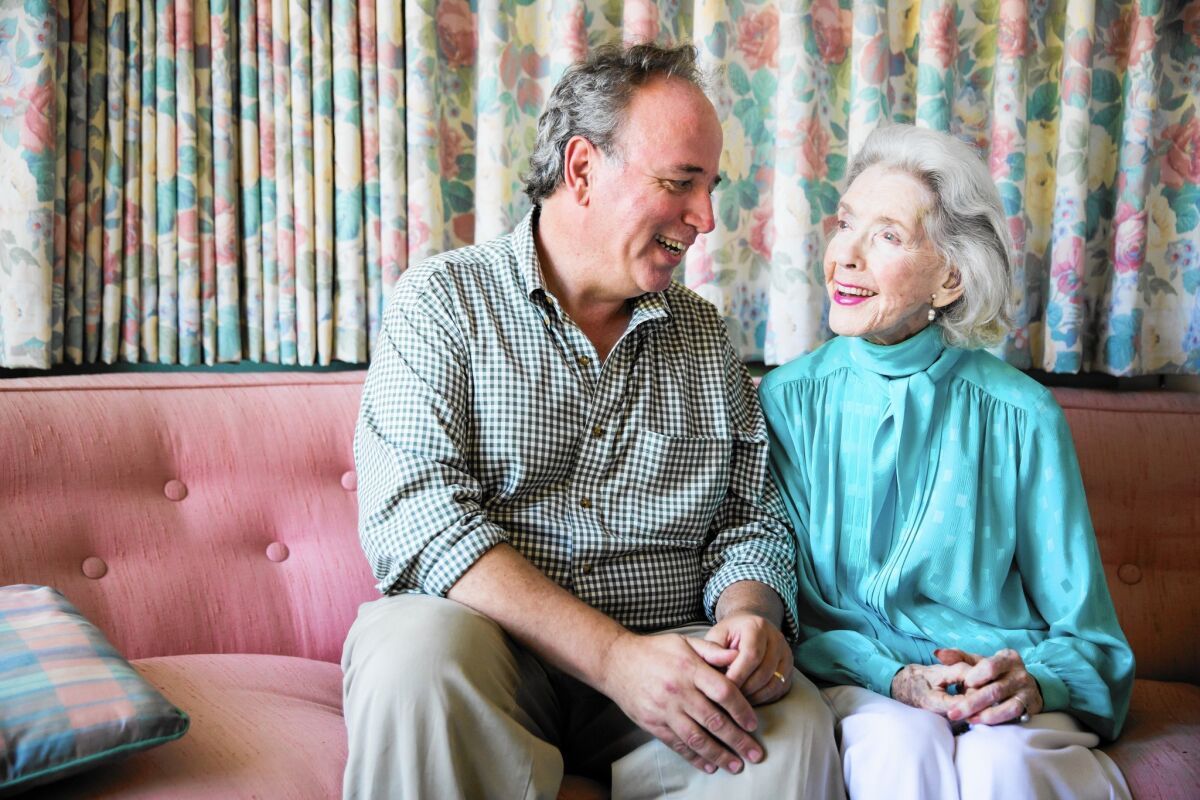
[1,0,1198,374]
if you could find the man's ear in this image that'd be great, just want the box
[562,135,596,205]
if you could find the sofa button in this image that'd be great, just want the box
[164,479,188,501]
[266,542,290,563]
[82,557,108,579]
[1117,563,1142,585]
[341,470,357,491]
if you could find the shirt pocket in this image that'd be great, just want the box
[607,429,733,544]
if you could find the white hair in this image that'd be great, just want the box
[847,124,1014,348]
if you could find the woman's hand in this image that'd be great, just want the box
[936,647,1044,725]
[890,661,973,716]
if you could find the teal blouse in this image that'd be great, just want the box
[759,326,1134,739]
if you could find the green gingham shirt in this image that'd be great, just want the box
[354,210,799,634]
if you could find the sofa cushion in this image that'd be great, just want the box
[0,586,189,797]
[1103,679,1200,800]
[24,654,345,798]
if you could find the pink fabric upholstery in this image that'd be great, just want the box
[2,373,1197,798]
[1056,389,1200,684]
[1103,680,1200,800]
[0,372,377,662]
[1053,388,1200,798]
[40,654,345,799]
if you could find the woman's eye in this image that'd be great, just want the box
[836,219,849,230]
[881,231,900,243]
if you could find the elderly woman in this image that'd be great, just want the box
[759,125,1134,799]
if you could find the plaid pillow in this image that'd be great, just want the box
[0,585,189,796]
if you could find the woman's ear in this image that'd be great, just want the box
[561,135,595,205]
[936,268,965,308]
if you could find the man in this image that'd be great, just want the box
[344,42,842,799]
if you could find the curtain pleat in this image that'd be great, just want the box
[119,0,140,363]
[100,0,124,363]
[287,0,314,366]
[1,0,1197,374]
[211,0,240,361]
[311,0,333,363]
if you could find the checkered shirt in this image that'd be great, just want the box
[354,210,799,635]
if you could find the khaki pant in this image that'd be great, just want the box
[342,594,843,799]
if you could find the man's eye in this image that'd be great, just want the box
[836,219,849,230]
[668,180,692,192]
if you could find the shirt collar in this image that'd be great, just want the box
[848,324,947,379]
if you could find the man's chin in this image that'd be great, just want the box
[637,267,676,295]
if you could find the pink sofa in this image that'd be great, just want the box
[1,371,1197,798]
[1,372,376,798]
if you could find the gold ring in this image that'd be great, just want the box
[772,670,787,684]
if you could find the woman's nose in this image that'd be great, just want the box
[827,233,860,269]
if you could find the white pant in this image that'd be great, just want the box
[342,593,844,799]
[823,685,1131,800]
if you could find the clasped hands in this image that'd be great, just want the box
[891,647,1044,727]
[600,613,792,775]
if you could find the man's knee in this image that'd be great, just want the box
[743,673,842,794]
[343,593,515,705]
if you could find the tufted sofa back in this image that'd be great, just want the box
[2,373,1197,684]
[0,371,377,663]
[1055,388,1200,685]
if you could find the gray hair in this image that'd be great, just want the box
[523,43,707,205]
[847,125,1014,348]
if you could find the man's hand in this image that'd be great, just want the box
[599,631,765,775]
[937,647,1044,725]
[890,661,973,716]
[704,613,793,705]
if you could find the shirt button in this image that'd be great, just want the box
[577,355,591,367]
[581,563,593,575]
[591,424,603,438]
[579,497,592,509]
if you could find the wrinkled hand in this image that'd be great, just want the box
[704,613,793,706]
[936,648,1043,726]
[600,631,765,775]
[890,660,973,716]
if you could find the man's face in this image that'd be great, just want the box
[588,77,723,298]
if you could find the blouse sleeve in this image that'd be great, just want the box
[759,378,910,697]
[1014,394,1135,740]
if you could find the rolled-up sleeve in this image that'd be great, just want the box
[702,342,800,638]
[354,274,509,596]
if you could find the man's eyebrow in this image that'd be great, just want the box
[668,163,722,189]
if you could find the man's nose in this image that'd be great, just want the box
[684,190,716,235]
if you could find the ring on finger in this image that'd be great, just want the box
[772,670,787,685]
[1014,695,1031,724]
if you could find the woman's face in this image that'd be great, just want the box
[823,165,963,345]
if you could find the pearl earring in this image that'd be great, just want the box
[927,294,937,322]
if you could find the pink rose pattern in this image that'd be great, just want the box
[436,0,476,69]
[736,6,780,70]
[810,0,849,65]
[1160,118,1200,190]
[0,0,1197,376]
